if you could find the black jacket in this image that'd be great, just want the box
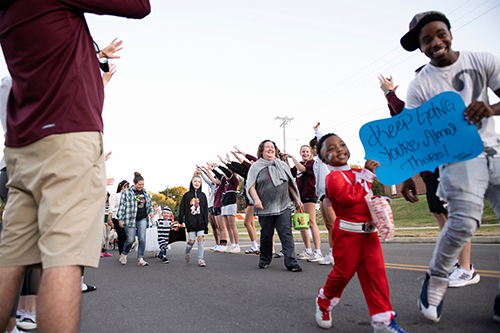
[177,181,209,233]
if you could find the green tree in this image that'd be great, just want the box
[150,192,168,208]
[160,186,188,213]
[371,178,385,196]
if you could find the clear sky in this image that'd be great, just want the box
[0,0,499,194]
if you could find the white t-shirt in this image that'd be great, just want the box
[406,51,500,155]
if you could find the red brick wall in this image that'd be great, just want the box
[384,174,426,199]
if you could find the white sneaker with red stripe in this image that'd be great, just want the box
[315,289,332,329]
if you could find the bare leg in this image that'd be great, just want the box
[226,215,239,245]
[37,266,82,333]
[458,241,472,270]
[216,215,227,242]
[208,213,219,244]
[223,215,234,244]
[0,266,26,332]
[434,212,448,231]
[37,265,82,333]
[5,317,17,333]
[304,202,321,250]
[244,206,257,242]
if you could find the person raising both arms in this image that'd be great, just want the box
[283,145,324,263]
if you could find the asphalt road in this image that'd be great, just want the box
[75,240,500,333]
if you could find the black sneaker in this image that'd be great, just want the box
[162,256,169,264]
[258,263,268,269]
[288,265,302,272]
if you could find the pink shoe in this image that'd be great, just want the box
[103,253,113,257]
[100,253,103,258]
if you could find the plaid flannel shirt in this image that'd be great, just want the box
[116,187,154,228]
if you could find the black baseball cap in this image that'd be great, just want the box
[400,11,451,51]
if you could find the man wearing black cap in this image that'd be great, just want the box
[401,11,500,323]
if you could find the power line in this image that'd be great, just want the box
[288,1,498,118]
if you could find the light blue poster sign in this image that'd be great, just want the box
[359,91,483,186]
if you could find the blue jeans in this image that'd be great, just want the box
[186,230,205,261]
[430,156,500,277]
[124,218,148,258]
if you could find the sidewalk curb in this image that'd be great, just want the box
[234,236,500,244]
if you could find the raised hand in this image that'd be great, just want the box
[101,38,123,59]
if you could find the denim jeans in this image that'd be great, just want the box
[124,217,148,258]
[430,156,500,277]
[186,230,205,260]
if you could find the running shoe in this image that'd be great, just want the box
[103,253,112,257]
[161,256,169,264]
[198,259,206,267]
[216,245,227,252]
[318,253,334,265]
[16,311,37,330]
[296,250,312,260]
[448,264,480,287]
[228,245,241,253]
[307,252,324,262]
[120,254,127,265]
[185,253,191,263]
[137,258,149,266]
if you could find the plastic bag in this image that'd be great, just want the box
[366,195,394,241]
[145,226,160,256]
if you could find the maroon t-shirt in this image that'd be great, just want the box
[0,0,150,147]
[291,159,316,199]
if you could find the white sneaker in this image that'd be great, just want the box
[210,245,219,251]
[319,253,334,265]
[296,250,312,260]
[16,311,37,330]
[448,265,480,287]
[228,245,240,253]
[121,254,128,265]
[198,259,206,267]
[307,252,324,262]
[217,245,227,252]
[418,273,448,322]
[315,288,332,329]
[137,258,149,266]
[374,315,408,332]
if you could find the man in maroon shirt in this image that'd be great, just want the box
[0,1,150,332]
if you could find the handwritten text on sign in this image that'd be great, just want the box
[359,91,483,186]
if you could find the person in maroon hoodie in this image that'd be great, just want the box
[0,1,150,332]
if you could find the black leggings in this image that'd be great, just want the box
[112,218,127,254]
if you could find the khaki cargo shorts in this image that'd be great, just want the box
[0,132,106,269]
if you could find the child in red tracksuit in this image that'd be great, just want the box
[314,133,406,333]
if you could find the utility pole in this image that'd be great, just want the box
[275,116,293,151]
